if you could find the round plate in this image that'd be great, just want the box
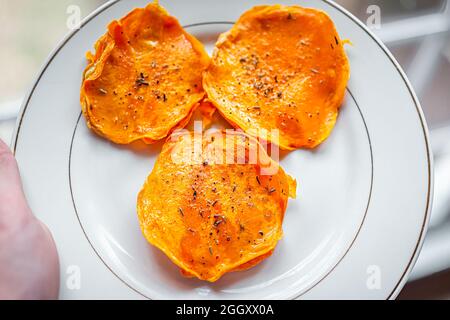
[12,0,432,300]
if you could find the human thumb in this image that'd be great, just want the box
[0,139,32,229]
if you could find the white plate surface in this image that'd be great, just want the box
[12,0,432,300]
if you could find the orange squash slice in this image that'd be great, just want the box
[203,5,350,150]
[80,3,210,144]
[137,130,296,282]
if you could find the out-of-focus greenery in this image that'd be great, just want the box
[0,0,446,104]
[0,0,107,104]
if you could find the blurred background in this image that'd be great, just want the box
[0,0,449,299]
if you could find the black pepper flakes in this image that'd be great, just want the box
[136,73,149,87]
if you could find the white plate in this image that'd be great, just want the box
[12,0,432,300]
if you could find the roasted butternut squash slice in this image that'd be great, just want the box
[80,3,210,144]
[137,130,296,282]
[203,5,350,150]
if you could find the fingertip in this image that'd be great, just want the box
[0,138,18,176]
[0,138,29,227]
[0,138,12,154]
